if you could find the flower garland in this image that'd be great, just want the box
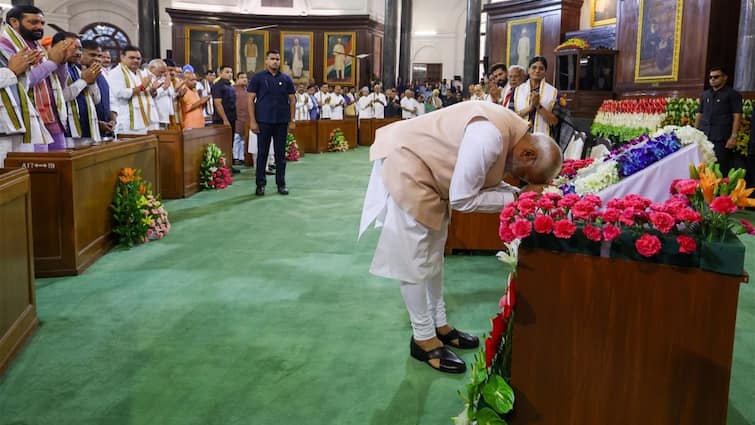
[111,168,170,247]
[555,37,589,51]
[327,128,349,152]
[285,133,301,162]
[200,143,233,190]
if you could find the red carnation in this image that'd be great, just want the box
[553,219,577,239]
[740,219,755,235]
[635,234,661,257]
[536,197,555,210]
[649,212,676,234]
[499,222,516,243]
[583,194,602,208]
[557,194,580,208]
[571,200,595,220]
[672,179,699,196]
[601,208,620,223]
[676,208,702,223]
[606,198,625,209]
[710,196,737,214]
[677,235,697,254]
[518,191,538,201]
[544,192,562,202]
[602,224,621,241]
[511,218,533,239]
[583,224,602,242]
[534,214,554,234]
[517,198,536,215]
[500,205,516,221]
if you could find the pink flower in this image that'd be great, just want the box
[740,219,755,235]
[602,224,621,241]
[672,179,699,195]
[677,235,697,254]
[500,206,516,221]
[499,223,516,243]
[518,192,538,201]
[676,208,702,223]
[544,192,562,202]
[649,212,676,234]
[511,218,533,239]
[583,224,602,242]
[557,194,580,209]
[517,198,536,215]
[606,199,625,209]
[710,196,737,214]
[619,209,636,226]
[635,234,661,257]
[553,219,577,239]
[601,208,620,223]
[536,197,555,211]
[571,200,595,220]
[583,194,602,208]
[534,214,554,234]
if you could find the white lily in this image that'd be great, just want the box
[497,239,520,270]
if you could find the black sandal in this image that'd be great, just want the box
[437,328,480,349]
[409,338,466,373]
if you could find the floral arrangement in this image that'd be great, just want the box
[663,97,699,127]
[285,133,301,161]
[734,99,752,156]
[200,143,233,190]
[111,168,170,247]
[558,158,594,179]
[555,37,589,51]
[591,98,667,143]
[455,245,518,425]
[328,128,349,152]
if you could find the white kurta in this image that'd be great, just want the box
[372,93,387,119]
[107,66,155,134]
[400,97,418,119]
[357,95,374,119]
[153,81,176,125]
[360,120,518,283]
[330,94,345,120]
[294,92,311,121]
[315,91,332,119]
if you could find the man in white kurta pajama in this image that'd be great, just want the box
[359,102,562,373]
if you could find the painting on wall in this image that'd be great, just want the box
[235,30,269,75]
[280,31,313,83]
[185,26,223,74]
[323,32,356,86]
[591,0,617,27]
[506,17,542,71]
[634,0,683,83]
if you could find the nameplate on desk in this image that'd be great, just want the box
[21,162,56,170]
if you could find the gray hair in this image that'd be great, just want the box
[148,59,165,69]
[530,133,563,183]
[508,65,526,75]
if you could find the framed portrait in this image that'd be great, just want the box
[235,30,269,75]
[591,0,617,27]
[634,0,683,83]
[506,18,542,72]
[323,32,356,86]
[185,26,223,75]
[280,31,314,83]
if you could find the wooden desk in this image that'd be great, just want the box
[511,249,745,425]
[0,168,37,375]
[150,125,231,199]
[292,120,317,153]
[445,212,502,253]
[357,117,402,146]
[5,137,159,277]
[317,119,358,152]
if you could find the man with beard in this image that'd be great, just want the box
[107,45,159,135]
[0,46,42,166]
[81,40,116,137]
[0,6,77,150]
[56,32,102,142]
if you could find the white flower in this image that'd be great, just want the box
[542,185,563,196]
[451,406,472,425]
[497,239,520,270]
[574,161,619,194]
[661,125,717,164]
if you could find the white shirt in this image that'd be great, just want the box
[400,97,419,119]
[152,78,175,124]
[107,66,157,134]
[372,93,387,119]
[358,95,374,119]
[330,94,345,120]
[0,67,18,134]
[315,91,332,119]
[294,92,311,121]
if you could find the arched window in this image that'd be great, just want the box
[79,22,131,61]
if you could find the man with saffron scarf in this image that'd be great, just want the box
[55,32,102,142]
[107,45,159,135]
[0,6,75,150]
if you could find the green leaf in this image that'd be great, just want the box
[482,375,515,414]
[476,407,507,425]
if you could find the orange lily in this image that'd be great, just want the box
[119,167,136,184]
[697,165,720,203]
[729,178,755,208]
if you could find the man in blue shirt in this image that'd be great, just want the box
[248,49,296,196]
[212,65,240,174]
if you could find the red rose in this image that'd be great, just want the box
[511,218,533,239]
[672,179,699,196]
[534,214,554,234]
[553,219,577,239]
[583,224,602,242]
[677,235,697,254]
[710,196,737,214]
[602,224,621,241]
[601,208,620,223]
[649,212,676,234]
[499,223,516,243]
[635,234,661,257]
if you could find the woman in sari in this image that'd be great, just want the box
[514,56,559,137]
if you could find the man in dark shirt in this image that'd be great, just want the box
[248,49,296,196]
[695,66,743,175]
[212,65,240,174]
[384,88,402,118]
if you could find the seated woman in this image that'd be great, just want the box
[514,56,559,137]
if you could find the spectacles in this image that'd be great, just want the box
[709,75,723,80]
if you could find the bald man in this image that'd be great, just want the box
[359,102,562,373]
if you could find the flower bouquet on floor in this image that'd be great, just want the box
[285,133,301,161]
[327,128,349,152]
[112,168,170,248]
[200,143,233,190]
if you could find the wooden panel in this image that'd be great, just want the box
[0,168,38,375]
[511,249,744,425]
[182,125,232,197]
[372,117,402,144]
[561,90,615,119]
[5,137,159,277]
[151,128,184,199]
[292,120,317,153]
[357,118,374,147]
[167,9,384,88]
[444,212,502,253]
[317,119,358,152]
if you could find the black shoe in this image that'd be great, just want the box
[255,186,265,196]
[231,167,241,174]
[233,159,243,166]
[269,164,276,170]
[277,186,289,195]
[437,328,479,349]
[410,338,466,374]
[265,169,274,175]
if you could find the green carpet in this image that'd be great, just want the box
[0,147,753,425]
